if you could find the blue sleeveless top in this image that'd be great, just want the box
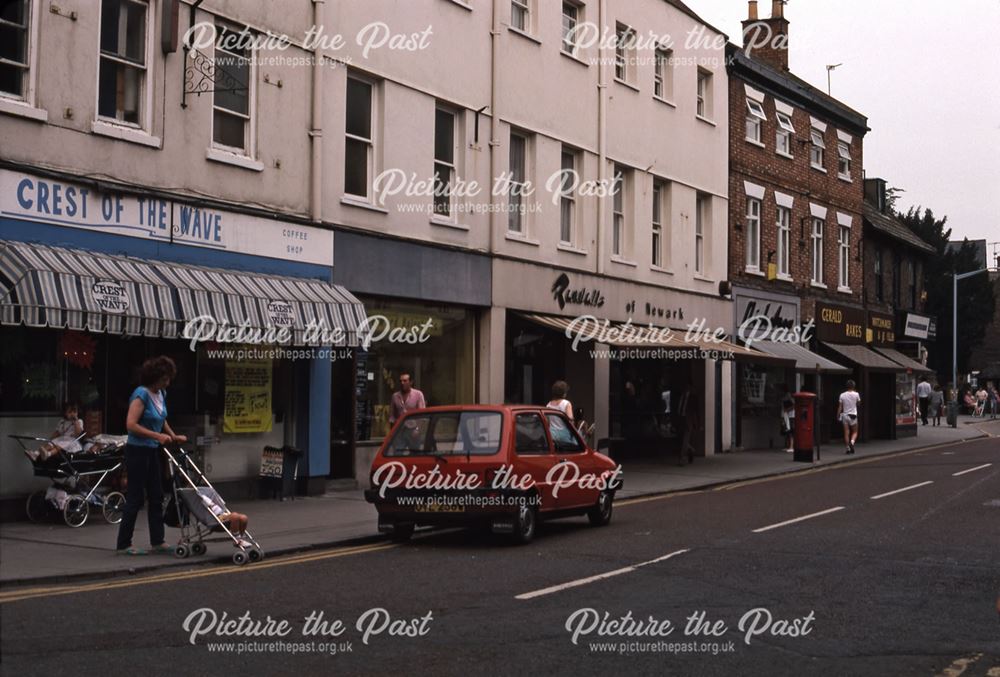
[127,386,168,447]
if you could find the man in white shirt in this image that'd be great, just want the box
[915,378,932,426]
[837,380,861,455]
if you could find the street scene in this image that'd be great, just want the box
[1,0,998,675]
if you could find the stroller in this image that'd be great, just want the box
[11,433,126,527]
[163,446,265,566]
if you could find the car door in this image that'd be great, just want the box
[511,412,557,511]
[545,412,596,509]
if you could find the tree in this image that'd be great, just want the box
[899,207,996,383]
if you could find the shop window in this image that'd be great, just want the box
[356,299,477,441]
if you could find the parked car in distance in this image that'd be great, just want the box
[364,405,622,544]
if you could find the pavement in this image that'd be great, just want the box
[1,416,996,586]
[1,433,997,676]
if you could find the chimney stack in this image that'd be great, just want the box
[742,0,790,71]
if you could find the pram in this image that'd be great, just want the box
[10,433,126,528]
[163,446,265,566]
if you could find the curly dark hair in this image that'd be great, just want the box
[140,356,177,387]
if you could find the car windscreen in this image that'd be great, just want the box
[385,411,503,457]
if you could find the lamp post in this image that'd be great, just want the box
[951,267,995,427]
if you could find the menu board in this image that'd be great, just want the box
[354,349,371,441]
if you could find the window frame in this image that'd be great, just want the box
[559,146,578,245]
[745,197,761,272]
[775,112,794,157]
[654,46,673,101]
[810,128,826,170]
[614,22,634,84]
[95,0,152,130]
[561,1,580,56]
[695,193,709,275]
[507,130,529,234]
[776,205,791,279]
[839,224,852,290]
[651,180,665,267]
[696,68,711,119]
[745,98,766,144]
[344,73,377,201]
[433,105,458,219]
[511,0,530,32]
[612,164,628,257]
[0,0,39,103]
[210,22,257,157]
[837,141,852,179]
[811,217,825,285]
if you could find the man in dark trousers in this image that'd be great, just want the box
[915,377,932,426]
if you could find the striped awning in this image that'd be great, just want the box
[0,241,367,346]
[516,312,776,361]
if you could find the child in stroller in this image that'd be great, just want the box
[27,402,85,461]
[195,487,252,548]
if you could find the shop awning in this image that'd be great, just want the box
[516,312,783,362]
[751,340,851,374]
[0,241,367,346]
[821,342,903,371]
[874,347,932,374]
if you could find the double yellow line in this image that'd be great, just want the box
[0,542,396,605]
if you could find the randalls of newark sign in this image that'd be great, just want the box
[91,281,130,314]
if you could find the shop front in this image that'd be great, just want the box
[731,287,848,451]
[490,259,744,460]
[813,302,903,443]
[867,311,932,439]
[0,170,366,516]
[330,231,489,485]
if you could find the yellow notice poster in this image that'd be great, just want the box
[224,359,273,433]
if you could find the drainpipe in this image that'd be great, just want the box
[309,0,325,222]
[596,0,608,275]
[489,0,501,254]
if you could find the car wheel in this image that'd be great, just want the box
[588,490,614,527]
[390,522,415,542]
[512,505,537,544]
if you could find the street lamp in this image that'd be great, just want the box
[826,64,843,95]
[951,266,998,427]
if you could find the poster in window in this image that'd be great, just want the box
[224,359,273,434]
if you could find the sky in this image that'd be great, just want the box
[695,0,1000,255]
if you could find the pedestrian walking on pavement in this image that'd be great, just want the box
[388,371,427,426]
[117,356,187,556]
[546,380,575,423]
[929,383,944,427]
[916,377,932,426]
[988,383,999,420]
[780,386,795,453]
[837,380,861,455]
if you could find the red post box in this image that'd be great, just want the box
[793,392,817,462]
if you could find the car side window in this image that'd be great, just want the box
[546,414,584,453]
[515,413,550,455]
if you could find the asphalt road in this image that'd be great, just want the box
[2,437,998,677]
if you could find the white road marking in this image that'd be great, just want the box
[870,481,934,500]
[952,463,993,477]
[936,652,982,677]
[751,507,845,534]
[515,549,689,600]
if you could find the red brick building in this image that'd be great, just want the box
[726,1,887,448]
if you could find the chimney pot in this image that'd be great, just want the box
[772,0,784,18]
[748,0,758,20]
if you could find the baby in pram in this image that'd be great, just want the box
[28,402,84,461]
[196,487,252,547]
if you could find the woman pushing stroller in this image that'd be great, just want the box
[116,356,187,556]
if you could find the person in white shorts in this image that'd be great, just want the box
[837,380,861,455]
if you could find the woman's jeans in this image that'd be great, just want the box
[116,444,165,550]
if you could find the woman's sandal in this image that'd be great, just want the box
[117,547,148,556]
[150,543,175,555]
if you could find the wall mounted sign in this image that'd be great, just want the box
[2,169,333,266]
[867,311,896,348]
[91,281,130,314]
[814,301,865,344]
[551,273,605,311]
